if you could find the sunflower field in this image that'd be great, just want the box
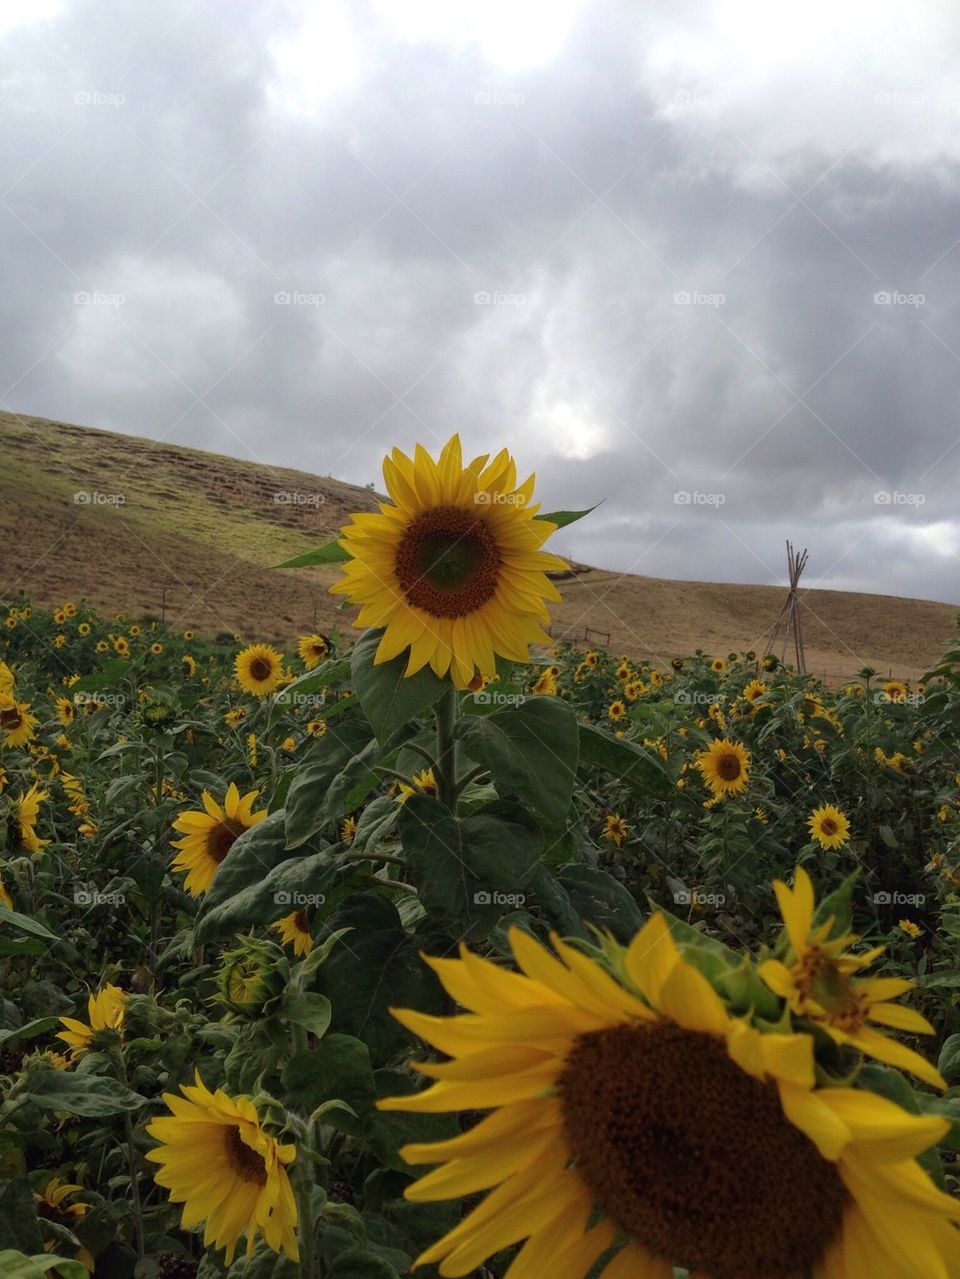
[4,437,960,1278]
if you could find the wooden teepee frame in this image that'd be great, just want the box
[765,541,808,673]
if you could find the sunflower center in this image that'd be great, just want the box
[224,1125,268,1185]
[716,752,742,781]
[207,819,244,864]
[821,818,838,836]
[395,507,501,618]
[249,657,273,682]
[0,706,23,731]
[559,1022,847,1279]
[294,909,309,932]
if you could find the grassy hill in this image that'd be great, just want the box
[1,411,955,680]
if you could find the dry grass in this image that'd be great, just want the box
[1,410,955,679]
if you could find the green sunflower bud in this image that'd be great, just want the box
[215,938,289,1020]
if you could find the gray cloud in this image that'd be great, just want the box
[2,0,960,604]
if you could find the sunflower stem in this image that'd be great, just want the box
[434,688,459,810]
[290,1022,319,1278]
[113,1051,145,1261]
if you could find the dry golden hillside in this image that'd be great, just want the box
[0,410,954,680]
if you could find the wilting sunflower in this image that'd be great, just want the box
[235,644,285,698]
[34,1176,94,1272]
[759,867,944,1089]
[330,435,568,689]
[297,633,330,669]
[602,814,629,847]
[272,909,313,956]
[380,917,960,1278]
[56,984,126,1060]
[696,738,750,797]
[146,1073,298,1265]
[1,698,39,748]
[14,781,49,854]
[171,784,267,896]
[808,804,851,850]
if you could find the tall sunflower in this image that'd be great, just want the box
[57,984,127,1060]
[759,867,944,1088]
[171,784,267,896]
[379,917,960,1278]
[146,1073,298,1265]
[235,644,285,698]
[297,633,330,669]
[330,435,568,689]
[696,738,750,796]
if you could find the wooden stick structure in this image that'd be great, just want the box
[764,541,808,673]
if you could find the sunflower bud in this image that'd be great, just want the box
[215,938,288,1019]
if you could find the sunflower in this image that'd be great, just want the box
[183,629,194,640]
[53,608,66,624]
[341,814,358,842]
[808,804,851,850]
[14,782,49,854]
[281,735,296,752]
[146,1073,298,1265]
[63,602,76,617]
[398,768,439,803]
[171,784,267,897]
[1,699,39,748]
[0,660,13,698]
[297,633,330,669]
[305,719,327,737]
[55,697,76,726]
[129,624,140,636]
[882,680,908,704]
[0,878,12,909]
[95,640,108,653]
[225,707,247,727]
[623,679,644,701]
[759,868,944,1089]
[235,644,285,698]
[742,678,768,706]
[711,656,726,673]
[4,616,16,629]
[607,700,627,723]
[34,1176,94,1272]
[113,636,130,657]
[330,435,568,689]
[615,661,632,681]
[899,919,922,940]
[272,909,313,957]
[379,917,960,1278]
[77,621,91,636]
[584,650,600,668]
[696,738,750,796]
[602,814,629,846]
[182,654,197,676]
[53,633,67,648]
[532,670,558,695]
[150,642,163,655]
[56,985,126,1060]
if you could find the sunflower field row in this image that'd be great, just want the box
[3,435,960,1279]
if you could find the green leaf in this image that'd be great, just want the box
[22,1068,145,1116]
[534,505,598,528]
[577,723,673,796]
[350,629,448,747]
[282,1034,377,1133]
[0,1252,86,1279]
[273,659,351,707]
[281,991,332,1038]
[195,846,337,943]
[812,868,859,940]
[325,1251,402,1278]
[399,797,543,936]
[0,1180,43,1252]
[284,714,378,848]
[457,696,578,826]
[0,1017,57,1045]
[274,540,351,568]
[939,1034,960,1083]
[67,659,131,694]
[0,907,59,941]
[556,864,645,941]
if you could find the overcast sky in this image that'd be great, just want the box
[3,0,960,602]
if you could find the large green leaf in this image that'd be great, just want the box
[282,1034,377,1134]
[195,847,339,943]
[351,629,448,747]
[0,1181,43,1252]
[0,1252,86,1279]
[284,714,378,849]
[577,723,672,796]
[555,864,645,941]
[22,1068,145,1116]
[457,696,579,825]
[0,907,59,941]
[194,810,292,921]
[399,797,543,936]
[534,505,598,528]
[274,540,351,568]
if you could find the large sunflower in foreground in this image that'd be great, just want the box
[171,784,266,896]
[234,644,285,698]
[696,737,750,796]
[330,435,568,688]
[759,867,944,1089]
[146,1072,298,1265]
[56,984,127,1060]
[379,916,960,1278]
